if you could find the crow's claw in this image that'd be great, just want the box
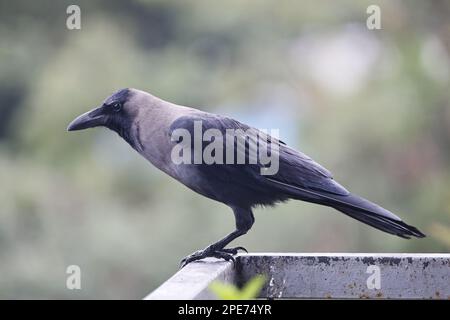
[180,246,245,268]
[219,246,248,255]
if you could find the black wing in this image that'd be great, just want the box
[169,113,349,201]
[169,113,425,239]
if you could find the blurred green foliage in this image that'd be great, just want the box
[0,0,449,299]
[210,275,266,300]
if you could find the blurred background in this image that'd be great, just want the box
[1,0,449,299]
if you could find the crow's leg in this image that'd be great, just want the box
[180,207,254,268]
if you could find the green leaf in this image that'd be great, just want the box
[240,275,267,299]
[209,282,242,300]
[209,274,267,300]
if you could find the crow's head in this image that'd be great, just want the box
[67,88,136,133]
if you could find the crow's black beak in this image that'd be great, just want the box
[67,106,106,131]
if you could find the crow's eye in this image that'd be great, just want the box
[111,102,122,112]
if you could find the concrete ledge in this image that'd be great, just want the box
[145,253,450,299]
[145,258,235,300]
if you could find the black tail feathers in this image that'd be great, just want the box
[265,177,425,239]
[330,193,425,239]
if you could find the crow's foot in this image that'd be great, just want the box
[219,246,248,255]
[180,246,247,268]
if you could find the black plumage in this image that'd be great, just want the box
[68,88,425,266]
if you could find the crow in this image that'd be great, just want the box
[67,88,425,267]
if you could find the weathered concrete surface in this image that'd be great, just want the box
[146,253,450,299]
[144,258,235,300]
[237,253,450,299]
